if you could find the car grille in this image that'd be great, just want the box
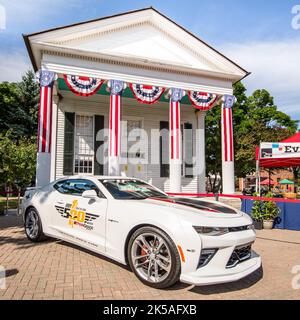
[228,225,249,232]
[226,243,252,268]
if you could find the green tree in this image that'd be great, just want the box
[0,70,39,139]
[0,131,37,189]
[16,70,40,138]
[205,82,298,191]
[0,81,19,135]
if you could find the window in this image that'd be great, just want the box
[159,121,193,178]
[100,179,168,200]
[54,179,104,197]
[183,123,193,178]
[159,121,169,177]
[124,119,143,159]
[74,115,94,174]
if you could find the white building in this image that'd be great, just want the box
[24,7,248,194]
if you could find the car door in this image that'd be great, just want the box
[51,179,107,253]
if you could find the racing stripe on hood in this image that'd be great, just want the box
[149,197,237,214]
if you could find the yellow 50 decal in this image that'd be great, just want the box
[55,199,99,231]
[69,200,85,227]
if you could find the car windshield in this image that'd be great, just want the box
[99,179,168,200]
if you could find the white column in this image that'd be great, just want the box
[196,110,206,193]
[36,70,57,187]
[108,80,124,176]
[169,88,185,193]
[221,95,236,194]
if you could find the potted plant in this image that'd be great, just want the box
[251,199,263,230]
[261,193,280,229]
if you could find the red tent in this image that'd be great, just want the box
[256,132,300,168]
[260,178,274,185]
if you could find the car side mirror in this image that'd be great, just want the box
[82,189,98,199]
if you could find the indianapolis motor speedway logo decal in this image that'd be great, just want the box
[55,200,99,231]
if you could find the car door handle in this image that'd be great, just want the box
[56,200,65,205]
[108,219,119,223]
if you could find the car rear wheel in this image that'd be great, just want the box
[128,226,181,289]
[25,208,47,242]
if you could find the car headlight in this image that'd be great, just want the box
[247,224,254,229]
[193,226,229,236]
[246,224,255,232]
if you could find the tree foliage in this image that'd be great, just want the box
[0,70,39,140]
[0,131,37,189]
[205,82,298,192]
[0,70,39,189]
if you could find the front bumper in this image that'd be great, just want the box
[180,228,261,286]
[180,251,261,286]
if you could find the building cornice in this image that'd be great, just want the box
[40,47,238,83]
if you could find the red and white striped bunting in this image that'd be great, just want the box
[222,106,233,162]
[130,83,165,104]
[38,86,53,153]
[188,91,219,110]
[170,100,181,160]
[64,74,103,97]
[109,94,121,157]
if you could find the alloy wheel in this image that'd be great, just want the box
[131,232,172,283]
[25,210,39,239]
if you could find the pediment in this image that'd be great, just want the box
[25,8,247,80]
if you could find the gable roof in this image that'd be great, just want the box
[23,7,249,82]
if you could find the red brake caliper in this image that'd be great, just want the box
[141,245,148,257]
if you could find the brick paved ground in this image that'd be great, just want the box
[0,212,299,300]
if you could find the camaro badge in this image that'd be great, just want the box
[55,200,99,231]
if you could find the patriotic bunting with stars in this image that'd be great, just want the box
[188,91,219,111]
[130,83,165,104]
[64,74,103,97]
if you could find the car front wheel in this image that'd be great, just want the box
[25,208,47,242]
[128,226,181,289]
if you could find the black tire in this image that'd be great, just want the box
[127,226,181,289]
[24,207,47,242]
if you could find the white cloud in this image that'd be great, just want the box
[221,39,300,117]
[0,51,31,82]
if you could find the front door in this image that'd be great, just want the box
[51,179,107,252]
[122,118,146,179]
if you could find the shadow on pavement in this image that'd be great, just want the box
[56,240,132,272]
[189,266,263,295]
[5,268,19,278]
[0,214,56,249]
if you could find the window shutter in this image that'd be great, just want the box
[94,115,104,175]
[63,112,75,176]
[160,121,169,177]
[184,123,193,178]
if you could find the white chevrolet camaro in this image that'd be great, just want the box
[22,176,261,289]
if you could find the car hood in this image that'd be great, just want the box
[136,197,252,226]
[143,197,240,215]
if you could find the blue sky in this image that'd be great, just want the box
[0,0,300,122]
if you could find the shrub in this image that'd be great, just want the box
[251,200,263,222]
[261,193,280,221]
